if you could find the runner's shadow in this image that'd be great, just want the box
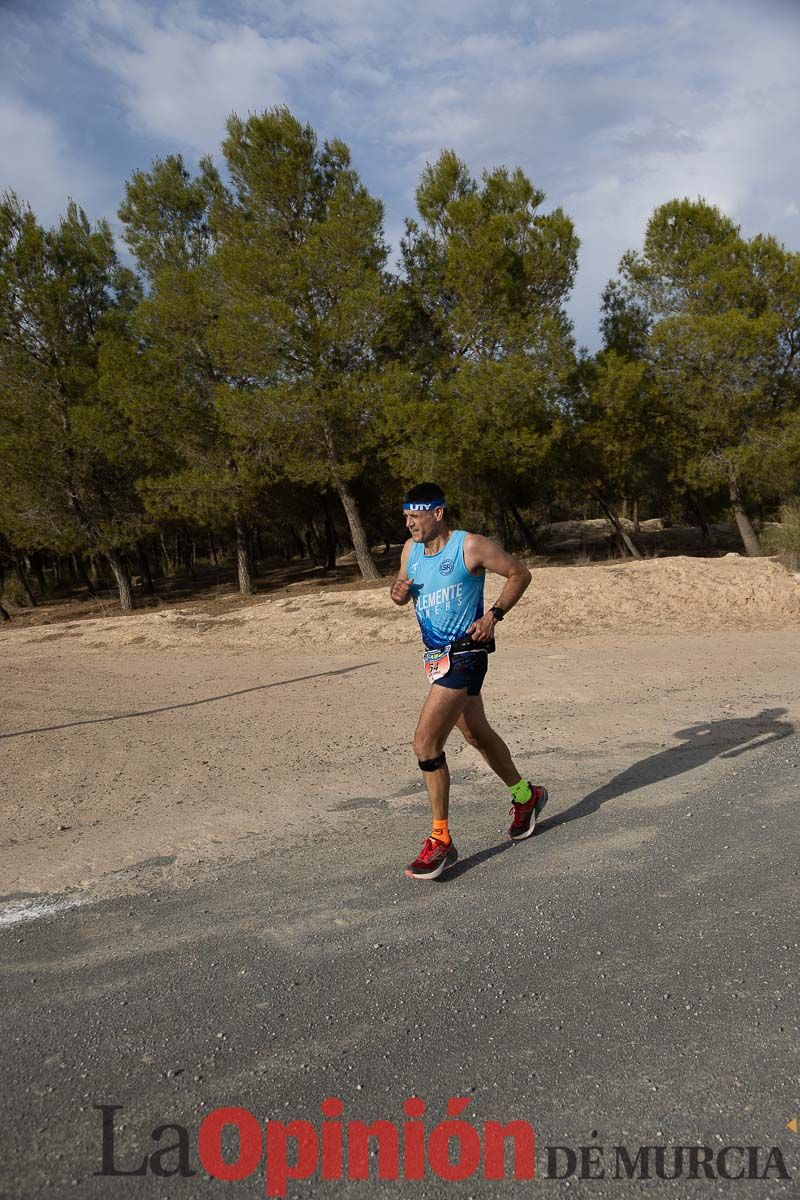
[437,840,515,881]
[537,707,793,836]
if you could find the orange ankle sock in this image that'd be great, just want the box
[432,818,450,845]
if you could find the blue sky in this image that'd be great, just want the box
[2,0,798,349]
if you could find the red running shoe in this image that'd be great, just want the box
[508,784,548,841]
[405,836,459,880]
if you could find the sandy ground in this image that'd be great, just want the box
[3,554,800,907]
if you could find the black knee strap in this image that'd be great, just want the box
[418,751,446,772]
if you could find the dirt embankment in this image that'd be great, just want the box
[4,554,800,654]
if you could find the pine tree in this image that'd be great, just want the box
[388,150,579,543]
[0,192,144,609]
[619,198,800,555]
[117,154,263,593]
[208,108,390,581]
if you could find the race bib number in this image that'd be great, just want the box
[423,645,451,684]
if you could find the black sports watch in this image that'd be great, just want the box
[490,606,505,622]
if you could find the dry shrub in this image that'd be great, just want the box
[762,501,800,570]
[1,575,28,608]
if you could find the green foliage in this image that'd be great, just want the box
[204,109,393,576]
[599,280,651,358]
[118,154,217,279]
[6,123,800,590]
[115,152,272,556]
[0,192,145,561]
[615,197,800,544]
[650,307,783,492]
[0,570,28,609]
[391,150,579,527]
[572,350,670,507]
[620,198,745,317]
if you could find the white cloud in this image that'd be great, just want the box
[332,0,800,344]
[534,25,652,67]
[558,7,800,344]
[70,0,326,152]
[0,93,110,226]
[1,0,797,347]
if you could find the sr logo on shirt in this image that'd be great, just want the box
[439,559,455,576]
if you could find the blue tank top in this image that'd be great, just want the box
[408,530,484,649]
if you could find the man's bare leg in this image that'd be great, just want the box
[412,683,473,818]
[405,684,474,877]
[456,694,522,785]
[457,693,548,840]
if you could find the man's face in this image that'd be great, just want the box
[404,506,444,542]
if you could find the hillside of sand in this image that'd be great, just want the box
[5,553,800,655]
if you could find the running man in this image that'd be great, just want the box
[390,482,548,880]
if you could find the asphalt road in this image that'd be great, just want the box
[3,725,798,1198]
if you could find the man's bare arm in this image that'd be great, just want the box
[464,533,531,640]
[389,538,414,606]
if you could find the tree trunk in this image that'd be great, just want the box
[632,497,641,536]
[321,491,338,571]
[289,526,306,559]
[508,501,537,552]
[729,478,762,557]
[319,418,380,581]
[306,522,321,564]
[334,481,380,580]
[31,551,47,595]
[14,554,37,606]
[490,498,507,548]
[176,531,196,580]
[234,512,255,594]
[686,490,714,548]
[0,562,10,620]
[89,554,111,590]
[73,554,98,597]
[592,491,642,559]
[316,517,332,564]
[106,550,135,611]
[185,546,196,580]
[137,542,155,595]
[159,532,175,576]
[503,507,514,548]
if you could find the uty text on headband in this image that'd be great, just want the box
[403,499,445,511]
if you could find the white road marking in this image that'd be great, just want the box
[0,895,87,928]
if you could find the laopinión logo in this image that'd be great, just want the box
[93,1101,793,1193]
[95,1098,535,1196]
